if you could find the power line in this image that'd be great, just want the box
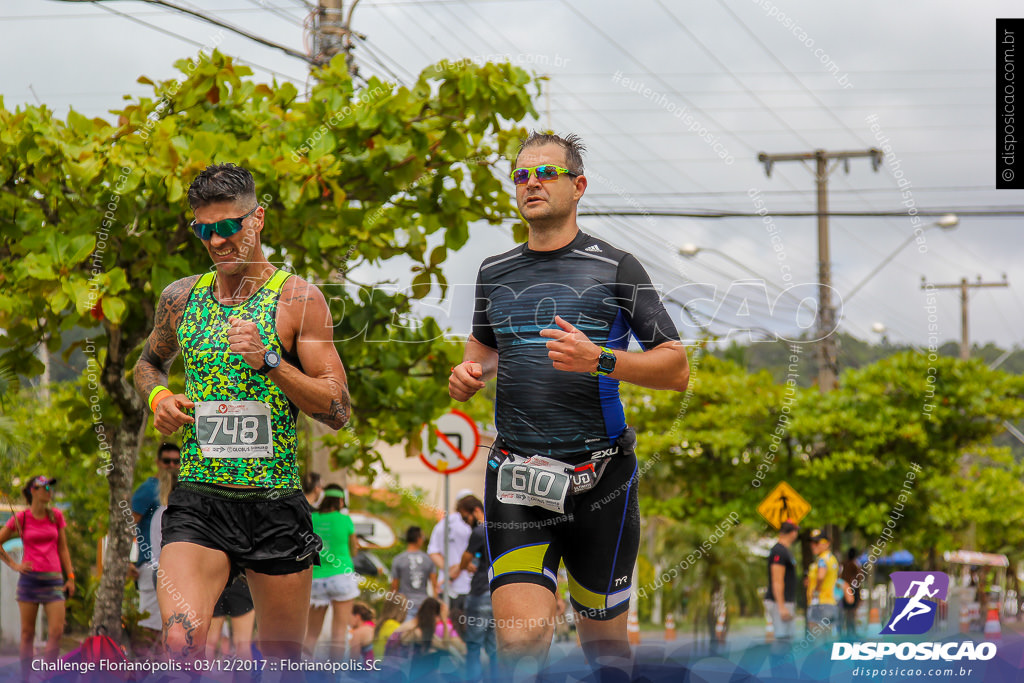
[549,101,991,112]
[352,36,413,84]
[650,0,819,155]
[446,0,707,197]
[122,0,312,63]
[372,6,435,63]
[535,85,991,96]
[84,1,307,85]
[584,186,1000,199]
[4,7,313,19]
[557,0,779,168]
[434,1,494,56]
[578,209,1024,219]
[591,124,993,135]
[921,275,1010,360]
[245,0,305,26]
[562,68,991,78]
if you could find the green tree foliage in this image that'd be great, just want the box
[789,352,1024,557]
[0,378,118,632]
[623,349,797,625]
[624,347,1024,625]
[624,348,799,527]
[0,363,25,463]
[0,50,537,636]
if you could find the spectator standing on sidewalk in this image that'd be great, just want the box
[427,490,475,624]
[391,527,436,619]
[454,495,496,680]
[806,529,839,635]
[0,475,75,674]
[765,520,799,643]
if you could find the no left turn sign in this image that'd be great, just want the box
[419,409,481,474]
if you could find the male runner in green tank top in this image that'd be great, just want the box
[133,163,350,661]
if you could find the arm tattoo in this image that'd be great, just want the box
[312,388,351,429]
[162,612,201,659]
[278,285,314,307]
[133,276,199,397]
[134,340,169,396]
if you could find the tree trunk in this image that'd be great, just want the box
[91,326,146,640]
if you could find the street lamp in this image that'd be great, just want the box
[678,243,789,296]
[871,321,889,346]
[844,214,959,303]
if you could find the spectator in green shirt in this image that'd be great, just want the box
[304,484,359,659]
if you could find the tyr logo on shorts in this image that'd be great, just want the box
[880,571,949,635]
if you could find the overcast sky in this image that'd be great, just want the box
[4,0,1021,358]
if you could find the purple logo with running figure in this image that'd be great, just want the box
[881,571,950,635]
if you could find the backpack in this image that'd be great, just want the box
[57,630,133,682]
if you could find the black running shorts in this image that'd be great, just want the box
[161,482,322,578]
[484,429,640,621]
[212,576,255,618]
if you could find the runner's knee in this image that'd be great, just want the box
[496,618,553,653]
[163,612,205,657]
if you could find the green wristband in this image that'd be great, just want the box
[148,385,170,411]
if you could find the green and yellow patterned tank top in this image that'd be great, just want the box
[177,269,300,489]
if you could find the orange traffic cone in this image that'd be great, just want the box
[664,613,677,641]
[715,611,727,643]
[959,604,970,634]
[627,608,641,645]
[984,608,1001,640]
[868,606,880,635]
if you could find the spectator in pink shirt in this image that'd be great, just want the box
[0,475,75,674]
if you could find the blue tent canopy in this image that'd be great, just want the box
[858,549,914,566]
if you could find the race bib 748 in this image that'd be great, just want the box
[194,401,274,458]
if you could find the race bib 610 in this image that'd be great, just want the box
[497,455,571,514]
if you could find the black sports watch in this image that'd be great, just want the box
[257,349,282,375]
[591,346,617,376]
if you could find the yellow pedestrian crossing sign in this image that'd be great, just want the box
[757,482,811,529]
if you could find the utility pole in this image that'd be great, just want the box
[312,0,361,73]
[757,148,883,392]
[545,74,552,130]
[920,275,1009,360]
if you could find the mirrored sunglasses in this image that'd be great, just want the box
[190,206,258,240]
[510,164,579,185]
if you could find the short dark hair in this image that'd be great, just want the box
[456,496,483,516]
[302,472,322,494]
[406,526,423,545]
[352,601,375,622]
[21,476,55,509]
[158,442,180,459]
[515,132,586,174]
[318,483,345,514]
[780,521,799,535]
[187,163,257,210]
